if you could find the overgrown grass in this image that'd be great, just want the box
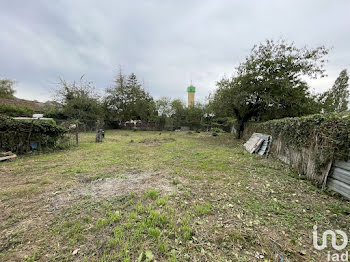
[0,130,349,261]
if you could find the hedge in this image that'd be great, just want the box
[0,116,67,153]
[0,103,34,117]
[244,112,350,175]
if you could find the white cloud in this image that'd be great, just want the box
[0,0,349,102]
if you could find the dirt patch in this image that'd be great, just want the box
[47,171,176,211]
[139,137,176,146]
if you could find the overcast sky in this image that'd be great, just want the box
[1,0,349,103]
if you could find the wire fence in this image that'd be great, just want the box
[55,119,102,133]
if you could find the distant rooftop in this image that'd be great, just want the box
[0,97,43,113]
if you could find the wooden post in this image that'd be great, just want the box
[26,120,34,153]
[75,123,79,145]
[322,160,333,189]
[95,120,101,143]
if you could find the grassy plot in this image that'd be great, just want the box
[0,130,349,261]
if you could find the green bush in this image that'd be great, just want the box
[210,127,225,133]
[245,112,350,172]
[211,117,236,132]
[0,103,34,117]
[0,116,67,153]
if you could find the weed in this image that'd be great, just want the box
[167,249,177,262]
[111,226,124,246]
[172,178,180,185]
[66,222,85,243]
[129,211,138,220]
[24,250,38,262]
[96,218,108,228]
[148,210,168,228]
[180,217,193,241]
[83,216,91,223]
[145,189,159,200]
[156,197,168,207]
[148,227,161,239]
[158,240,169,254]
[135,202,145,213]
[195,202,211,215]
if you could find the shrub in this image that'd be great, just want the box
[211,117,236,132]
[0,116,67,153]
[0,103,34,117]
[210,127,225,133]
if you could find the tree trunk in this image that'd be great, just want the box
[236,120,244,139]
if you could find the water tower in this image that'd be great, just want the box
[187,84,196,107]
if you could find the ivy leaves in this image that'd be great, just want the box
[256,112,350,172]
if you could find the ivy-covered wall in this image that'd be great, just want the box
[0,116,67,154]
[243,112,350,184]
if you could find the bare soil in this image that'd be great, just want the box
[47,171,176,211]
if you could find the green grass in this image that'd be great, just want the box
[195,202,211,215]
[145,189,159,200]
[0,130,349,261]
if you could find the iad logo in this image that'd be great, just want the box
[313,225,348,250]
[313,225,348,261]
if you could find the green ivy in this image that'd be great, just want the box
[246,112,350,174]
[0,116,67,153]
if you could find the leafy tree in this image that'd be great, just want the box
[211,39,329,138]
[184,103,205,130]
[55,77,103,121]
[155,97,173,130]
[319,69,349,113]
[156,97,173,117]
[170,99,186,129]
[154,98,206,130]
[104,70,156,122]
[0,79,16,99]
[42,102,66,119]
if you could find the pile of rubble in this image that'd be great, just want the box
[243,133,272,156]
[0,151,17,162]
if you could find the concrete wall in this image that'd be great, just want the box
[268,137,331,184]
[243,127,331,185]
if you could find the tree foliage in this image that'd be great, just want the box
[0,103,34,117]
[104,70,156,122]
[55,77,103,121]
[319,69,349,113]
[155,97,173,129]
[210,39,329,137]
[154,97,206,130]
[156,97,173,117]
[0,79,16,99]
[169,99,186,129]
